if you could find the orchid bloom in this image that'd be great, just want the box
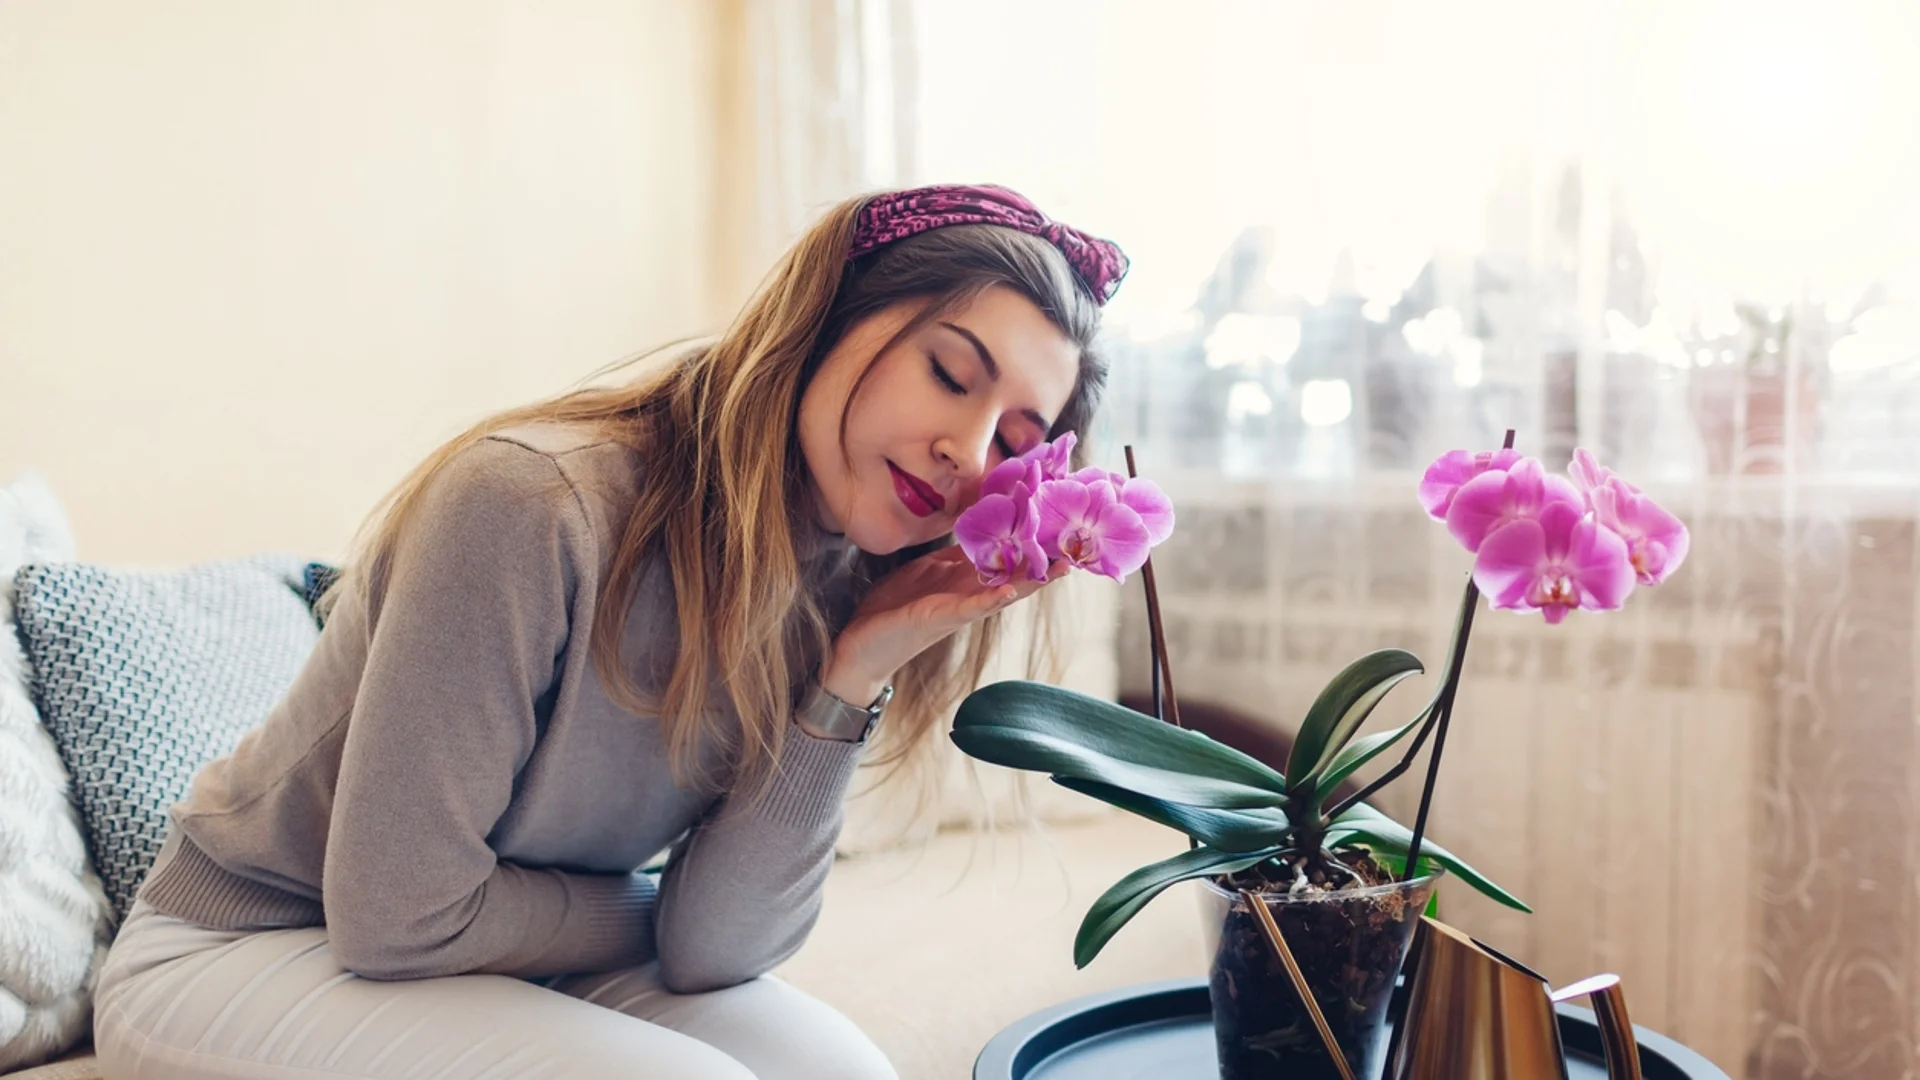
[1472,499,1635,624]
[1444,458,1585,554]
[958,432,1176,583]
[1419,448,1524,521]
[1036,478,1153,581]
[1569,448,1689,586]
[979,456,1043,501]
[954,480,1048,587]
[1024,429,1077,482]
[1069,466,1176,545]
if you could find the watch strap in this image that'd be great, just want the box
[796,681,893,743]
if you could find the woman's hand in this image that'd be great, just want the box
[818,546,1067,706]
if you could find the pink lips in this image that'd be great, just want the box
[889,462,944,518]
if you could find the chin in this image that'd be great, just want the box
[846,515,944,557]
[847,525,911,557]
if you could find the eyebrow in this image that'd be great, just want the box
[940,321,1053,432]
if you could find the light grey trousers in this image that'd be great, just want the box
[93,900,898,1080]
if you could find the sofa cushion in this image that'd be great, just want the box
[13,555,319,919]
[0,475,115,1072]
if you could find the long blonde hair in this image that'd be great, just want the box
[332,191,1109,795]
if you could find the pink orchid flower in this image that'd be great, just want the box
[953,480,1049,587]
[1024,430,1077,481]
[1473,499,1636,624]
[1036,478,1153,582]
[1069,466,1176,545]
[1444,457,1584,554]
[1569,448,1689,586]
[980,456,1043,501]
[1588,478,1689,586]
[1568,447,1617,495]
[1419,447,1524,521]
[981,430,1078,501]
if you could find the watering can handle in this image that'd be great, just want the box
[1549,974,1643,1080]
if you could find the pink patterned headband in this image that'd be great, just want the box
[848,184,1130,305]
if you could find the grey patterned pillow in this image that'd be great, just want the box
[13,556,319,917]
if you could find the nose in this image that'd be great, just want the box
[933,417,995,483]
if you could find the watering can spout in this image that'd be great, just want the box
[1549,974,1643,1080]
[1390,918,1644,1080]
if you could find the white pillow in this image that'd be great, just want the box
[0,473,115,1070]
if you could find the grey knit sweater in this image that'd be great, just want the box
[137,424,867,992]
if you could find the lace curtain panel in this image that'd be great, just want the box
[906,1,1920,1076]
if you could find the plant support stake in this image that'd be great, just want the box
[1242,889,1356,1080]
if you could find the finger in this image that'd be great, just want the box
[1010,561,1071,599]
[962,584,1018,619]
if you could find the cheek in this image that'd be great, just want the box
[841,364,921,453]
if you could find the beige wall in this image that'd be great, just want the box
[0,1,730,565]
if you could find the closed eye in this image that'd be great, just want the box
[930,354,1017,460]
[930,355,965,394]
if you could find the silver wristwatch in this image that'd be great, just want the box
[795,681,893,743]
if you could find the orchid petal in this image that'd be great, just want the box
[1569,447,1609,496]
[1118,478,1175,544]
[955,492,1020,550]
[1023,431,1078,481]
[1445,470,1514,553]
[1036,479,1095,562]
[981,457,1041,500]
[1472,518,1549,611]
[1418,447,1522,520]
[1070,466,1124,493]
[1472,502,1634,622]
[1445,458,1582,554]
[1569,516,1635,611]
[1601,482,1689,586]
[1086,500,1153,580]
[956,481,1047,585]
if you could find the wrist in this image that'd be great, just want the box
[817,653,890,709]
[796,667,893,743]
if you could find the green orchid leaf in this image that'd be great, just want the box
[1286,650,1424,790]
[953,681,1290,809]
[1313,704,1435,804]
[1075,844,1282,968]
[1052,776,1295,852]
[954,726,1287,809]
[1360,849,1444,918]
[1327,803,1531,913]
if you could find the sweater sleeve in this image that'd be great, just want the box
[652,724,864,992]
[321,437,658,981]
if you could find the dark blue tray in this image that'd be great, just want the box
[975,977,1729,1079]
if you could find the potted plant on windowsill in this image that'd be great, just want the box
[947,433,1689,1080]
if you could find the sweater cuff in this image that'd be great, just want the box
[506,870,659,977]
[751,726,865,831]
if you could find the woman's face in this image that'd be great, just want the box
[799,284,1082,556]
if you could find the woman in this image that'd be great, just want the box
[91,185,1128,1080]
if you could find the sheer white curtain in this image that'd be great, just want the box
[709,0,915,307]
[904,2,1920,1076]
[710,0,1122,850]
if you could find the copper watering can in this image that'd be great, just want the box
[1389,917,1643,1080]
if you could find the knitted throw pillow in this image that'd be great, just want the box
[14,555,319,919]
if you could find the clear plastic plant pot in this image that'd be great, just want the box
[1197,867,1443,1080]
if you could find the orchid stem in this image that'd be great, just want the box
[1125,446,1181,730]
[1399,427,1514,883]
